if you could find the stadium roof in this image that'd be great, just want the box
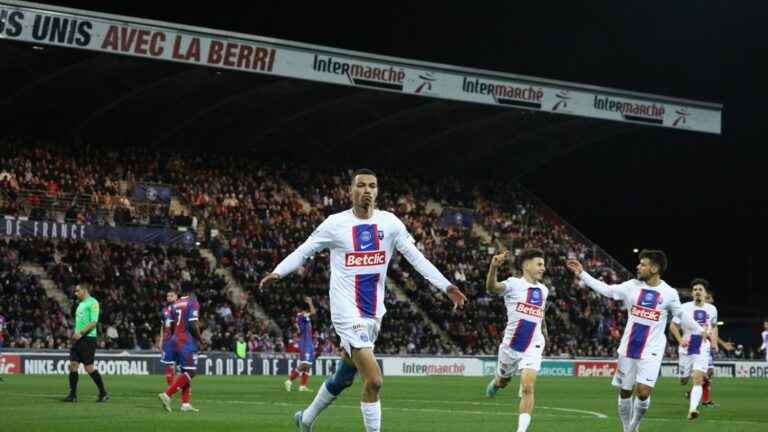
[1,1,719,177]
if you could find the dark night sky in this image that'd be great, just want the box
[31,2,768,318]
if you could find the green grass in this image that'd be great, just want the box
[0,375,765,431]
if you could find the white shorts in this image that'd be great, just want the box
[334,317,381,356]
[496,343,543,378]
[612,355,662,389]
[678,352,710,378]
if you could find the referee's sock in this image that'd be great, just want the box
[69,371,79,395]
[89,370,106,394]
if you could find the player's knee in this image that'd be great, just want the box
[680,377,689,385]
[619,389,633,399]
[521,383,534,396]
[497,376,511,388]
[635,388,651,399]
[365,376,383,394]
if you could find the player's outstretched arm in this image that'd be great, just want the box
[566,259,623,299]
[445,285,467,311]
[717,337,734,352]
[305,296,316,315]
[485,251,508,294]
[260,218,335,289]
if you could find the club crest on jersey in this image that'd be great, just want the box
[378,230,384,240]
[637,289,661,308]
[693,309,708,325]
[526,287,543,306]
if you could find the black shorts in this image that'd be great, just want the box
[69,337,97,365]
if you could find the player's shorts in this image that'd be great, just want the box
[334,317,380,356]
[69,336,97,365]
[161,344,175,365]
[299,348,315,365]
[612,355,662,389]
[495,342,543,377]
[678,352,710,377]
[168,348,199,371]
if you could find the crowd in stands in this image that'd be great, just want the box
[0,239,69,349]
[3,139,761,360]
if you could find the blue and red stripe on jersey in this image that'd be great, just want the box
[626,289,659,359]
[687,309,709,355]
[354,274,379,318]
[626,323,651,359]
[510,320,537,352]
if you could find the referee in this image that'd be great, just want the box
[62,284,109,402]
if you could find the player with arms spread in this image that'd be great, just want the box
[260,169,467,432]
[567,250,706,432]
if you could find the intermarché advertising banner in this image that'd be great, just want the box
[0,1,721,134]
[2,352,759,378]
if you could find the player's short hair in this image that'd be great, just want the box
[638,249,667,275]
[351,168,377,183]
[690,278,710,291]
[517,247,545,270]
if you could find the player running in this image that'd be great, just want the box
[484,249,549,432]
[159,289,179,386]
[567,250,707,431]
[285,296,317,392]
[260,169,467,432]
[669,278,718,419]
[158,283,200,413]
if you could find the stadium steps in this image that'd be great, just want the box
[20,262,72,312]
[386,277,458,351]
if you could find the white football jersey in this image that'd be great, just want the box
[581,272,701,361]
[501,277,549,353]
[273,209,451,322]
[673,302,717,355]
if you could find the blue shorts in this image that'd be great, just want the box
[161,344,175,365]
[299,348,315,365]
[169,348,199,371]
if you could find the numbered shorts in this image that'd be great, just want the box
[299,347,315,365]
[496,343,543,377]
[678,352,710,377]
[612,355,662,389]
[334,318,380,357]
[168,348,199,371]
[161,344,176,365]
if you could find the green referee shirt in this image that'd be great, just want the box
[75,296,100,337]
